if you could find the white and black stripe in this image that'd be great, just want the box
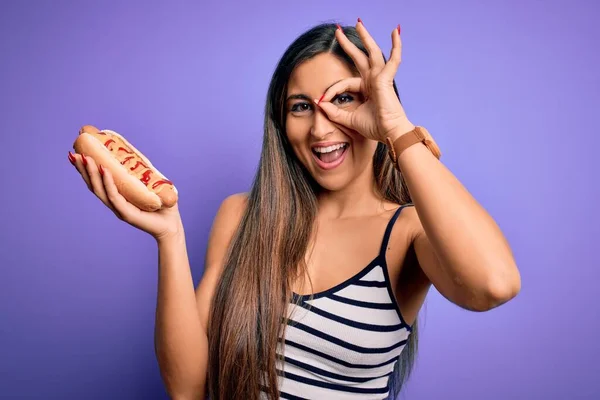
[260,205,414,399]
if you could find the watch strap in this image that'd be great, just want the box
[385,126,441,168]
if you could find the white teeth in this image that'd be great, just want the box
[313,143,347,154]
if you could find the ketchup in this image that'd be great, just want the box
[130,161,148,171]
[140,170,153,185]
[152,179,173,189]
[118,147,134,154]
[120,156,135,165]
[100,136,172,189]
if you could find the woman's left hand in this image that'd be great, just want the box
[316,20,414,143]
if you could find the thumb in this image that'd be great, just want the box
[315,100,354,129]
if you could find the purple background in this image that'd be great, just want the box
[1,0,598,399]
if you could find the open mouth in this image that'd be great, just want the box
[311,143,349,170]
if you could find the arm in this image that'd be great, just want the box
[312,21,519,312]
[393,125,521,312]
[154,193,247,399]
[154,229,207,399]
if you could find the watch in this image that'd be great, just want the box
[385,126,441,169]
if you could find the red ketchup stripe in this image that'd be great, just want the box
[152,179,173,189]
[130,161,148,171]
[140,170,153,185]
[101,136,173,190]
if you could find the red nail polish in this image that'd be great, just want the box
[397,24,401,35]
[68,151,76,165]
[357,17,363,24]
[318,93,325,104]
[99,165,104,176]
[336,24,342,31]
[81,154,87,166]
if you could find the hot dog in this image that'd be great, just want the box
[73,125,178,212]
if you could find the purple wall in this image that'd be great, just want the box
[1,0,598,398]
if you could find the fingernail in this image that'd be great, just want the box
[99,165,104,176]
[318,93,325,105]
[397,24,401,35]
[357,17,363,24]
[81,154,87,166]
[68,151,76,165]
[336,24,342,31]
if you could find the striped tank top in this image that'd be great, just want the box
[262,205,413,399]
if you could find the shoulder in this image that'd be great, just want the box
[382,203,424,257]
[207,192,248,253]
[375,202,421,238]
[219,191,249,213]
[214,192,248,225]
[375,202,420,262]
[196,192,248,330]
[396,203,424,242]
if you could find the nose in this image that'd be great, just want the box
[310,107,336,140]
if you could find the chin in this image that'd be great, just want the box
[313,175,352,192]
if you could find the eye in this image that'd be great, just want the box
[332,93,355,107]
[290,102,312,113]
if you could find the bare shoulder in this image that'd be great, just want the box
[195,192,248,331]
[207,192,248,251]
[398,203,424,241]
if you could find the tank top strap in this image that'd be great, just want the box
[379,203,414,257]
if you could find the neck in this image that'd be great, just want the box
[316,166,383,219]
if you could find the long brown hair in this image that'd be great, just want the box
[208,23,419,400]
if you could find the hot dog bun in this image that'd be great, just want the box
[73,125,178,212]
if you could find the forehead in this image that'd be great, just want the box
[287,53,355,95]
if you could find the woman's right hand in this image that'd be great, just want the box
[68,151,184,241]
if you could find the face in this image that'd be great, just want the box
[284,53,378,192]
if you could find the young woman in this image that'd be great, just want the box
[69,20,521,400]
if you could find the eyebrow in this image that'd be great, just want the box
[286,79,344,103]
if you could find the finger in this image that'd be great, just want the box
[314,99,355,129]
[70,152,93,191]
[82,155,123,219]
[335,25,370,76]
[101,167,142,223]
[381,25,402,80]
[319,77,363,105]
[356,18,385,69]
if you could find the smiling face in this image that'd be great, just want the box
[285,53,378,192]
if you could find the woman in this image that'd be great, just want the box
[69,20,521,400]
